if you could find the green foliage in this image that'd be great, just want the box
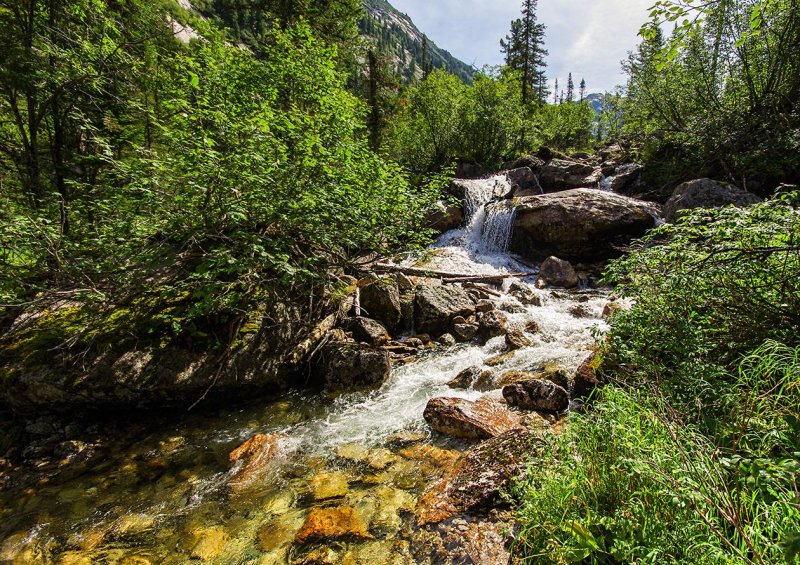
[533,101,597,152]
[624,0,800,189]
[514,194,800,563]
[0,3,440,354]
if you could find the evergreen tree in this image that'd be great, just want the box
[579,78,586,102]
[553,78,559,104]
[566,72,574,102]
[501,0,548,105]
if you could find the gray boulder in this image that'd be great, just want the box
[664,179,762,223]
[344,317,390,345]
[360,278,402,332]
[538,256,579,289]
[314,343,391,392]
[512,188,662,261]
[539,159,602,192]
[426,200,464,233]
[502,378,569,413]
[414,283,475,336]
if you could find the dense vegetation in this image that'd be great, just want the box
[624,0,800,196]
[0,0,439,349]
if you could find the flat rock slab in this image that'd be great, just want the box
[295,506,372,544]
[416,429,540,525]
[423,396,525,440]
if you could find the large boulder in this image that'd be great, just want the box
[539,159,602,192]
[664,178,762,223]
[477,310,508,342]
[313,343,391,392]
[360,278,402,332]
[604,163,644,194]
[416,429,540,525]
[505,167,543,197]
[512,188,662,261]
[502,378,569,413]
[414,283,475,336]
[423,395,525,440]
[228,433,281,494]
[538,256,579,288]
[344,317,390,346]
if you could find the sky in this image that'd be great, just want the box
[389,0,656,94]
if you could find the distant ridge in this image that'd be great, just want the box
[360,0,475,83]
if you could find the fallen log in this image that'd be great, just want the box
[372,264,534,283]
[463,282,503,298]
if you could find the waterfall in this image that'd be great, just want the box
[455,175,516,255]
[482,200,515,253]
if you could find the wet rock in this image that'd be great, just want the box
[344,317,391,346]
[484,351,515,367]
[291,546,340,565]
[0,533,35,563]
[295,506,372,544]
[310,471,350,500]
[360,278,402,332]
[58,552,95,565]
[120,557,152,565]
[508,281,543,306]
[258,513,305,553]
[427,200,465,233]
[606,163,644,194]
[386,430,428,448]
[452,323,478,342]
[447,366,491,390]
[423,396,525,440]
[438,333,457,347]
[569,304,592,318]
[416,429,540,525]
[397,443,461,468]
[411,513,514,565]
[538,256,579,289]
[414,283,475,336]
[342,540,414,565]
[505,167,542,197]
[190,526,228,561]
[664,178,762,223]
[505,329,534,351]
[477,310,508,342]
[539,158,602,192]
[228,433,280,493]
[504,154,545,173]
[313,343,391,392]
[475,299,494,313]
[573,351,602,399]
[503,379,569,413]
[512,188,662,261]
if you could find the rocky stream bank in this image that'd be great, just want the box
[0,146,766,564]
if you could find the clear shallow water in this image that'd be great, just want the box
[0,177,608,564]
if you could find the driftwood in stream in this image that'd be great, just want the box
[373,264,533,284]
[463,282,503,298]
[288,294,355,366]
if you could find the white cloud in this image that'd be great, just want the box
[389,0,654,93]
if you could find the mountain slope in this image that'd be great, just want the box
[360,0,474,83]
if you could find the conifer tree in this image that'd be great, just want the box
[553,78,559,104]
[566,72,574,102]
[501,0,548,105]
[579,78,586,102]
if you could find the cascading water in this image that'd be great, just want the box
[0,173,610,564]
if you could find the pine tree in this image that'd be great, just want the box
[566,73,574,102]
[501,0,548,105]
[579,78,586,102]
[553,78,559,104]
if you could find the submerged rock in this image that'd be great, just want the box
[228,433,280,493]
[446,366,494,391]
[512,188,662,261]
[416,429,540,525]
[423,396,525,439]
[295,506,372,544]
[505,329,534,351]
[414,283,475,336]
[310,471,350,500]
[664,178,761,223]
[189,526,228,561]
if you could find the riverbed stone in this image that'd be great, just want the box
[484,351,515,367]
[505,328,534,351]
[360,278,402,332]
[295,506,372,544]
[313,343,391,392]
[310,471,350,500]
[190,526,228,561]
[503,378,569,413]
[386,430,428,448]
[416,429,540,525]
[538,256,579,288]
[414,283,476,336]
[423,396,525,440]
[228,433,280,494]
[477,310,508,342]
[573,351,602,399]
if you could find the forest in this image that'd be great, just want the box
[0,0,798,563]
